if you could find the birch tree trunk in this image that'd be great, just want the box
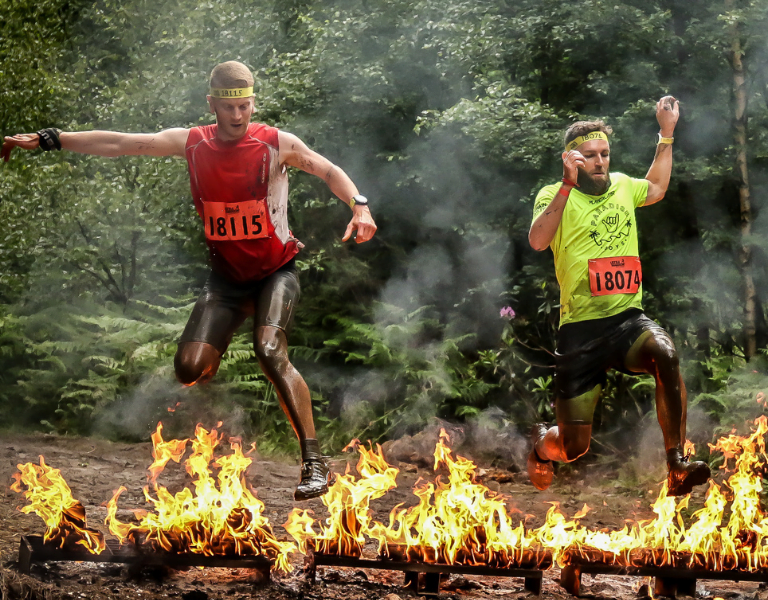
[728,0,757,360]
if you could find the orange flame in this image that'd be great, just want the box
[286,429,545,568]
[106,423,295,571]
[147,422,188,484]
[285,417,768,573]
[684,439,696,458]
[286,440,398,558]
[12,456,105,554]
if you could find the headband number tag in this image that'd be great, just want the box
[203,199,268,241]
[588,256,642,296]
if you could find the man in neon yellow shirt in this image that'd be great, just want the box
[527,96,710,496]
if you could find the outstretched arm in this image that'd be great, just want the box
[644,96,679,207]
[278,130,377,243]
[2,128,189,162]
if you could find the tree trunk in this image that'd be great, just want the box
[728,1,757,360]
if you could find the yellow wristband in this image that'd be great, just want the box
[657,134,674,145]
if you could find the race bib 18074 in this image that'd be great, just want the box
[588,256,642,296]
[202,200,269,241]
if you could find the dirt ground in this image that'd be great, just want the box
[1,431,766,600]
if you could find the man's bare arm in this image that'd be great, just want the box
[529,186,572,251]
[528,149,584,251]
[644,96,679,207]
[278,130,377,243]
[2,128,189,161]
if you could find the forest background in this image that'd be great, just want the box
[1,0,767,468]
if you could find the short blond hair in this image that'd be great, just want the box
[209,61,254,90]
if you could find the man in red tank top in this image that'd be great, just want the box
[3,61,377,501]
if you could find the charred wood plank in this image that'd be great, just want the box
[311,551,545,596]
[17,535,272,578]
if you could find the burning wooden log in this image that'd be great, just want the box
[559,545,768,598]
[380,542,552,570]
[11,456,105,554]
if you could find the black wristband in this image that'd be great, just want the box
[37,128,63,151]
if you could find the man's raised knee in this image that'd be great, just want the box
[174,342,220,386]
[254,327,290,372]
[648,334,680,373]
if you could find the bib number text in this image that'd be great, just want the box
[588,256,642,296]
[203,200,268,241]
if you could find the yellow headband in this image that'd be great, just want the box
[209,87,254,98]
[565,131,609,152]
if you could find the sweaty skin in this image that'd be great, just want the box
[536,328,687,463]
[253,326,316,439]
[2,94,376,451]
[531,96,685,464]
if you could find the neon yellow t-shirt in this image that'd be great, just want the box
[532,172,649,326]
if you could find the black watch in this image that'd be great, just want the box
[350,194,368,207]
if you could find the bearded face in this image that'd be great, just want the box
[571,138,611,196]
[577,169,611,196]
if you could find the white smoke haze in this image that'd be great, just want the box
[93,368,248,441]
[617,404,715,487]
[380,409,528,471]
[338,369,403,431]
[377,245,453,315]
[464,406,528,471]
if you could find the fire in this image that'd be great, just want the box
[286,429,547,568]
[287,417,768,575]
[285,439,399,557]
[105,422,295,572]
[368,429,543,567]
[12,456,105,554]
[684,439,696,458]
[13,412,768,581]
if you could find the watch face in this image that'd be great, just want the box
[352,195,368,206]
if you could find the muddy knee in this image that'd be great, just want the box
[632,330,680,376]
[254,327,290,377]
[654,341,679,375]
[174,342,221,386]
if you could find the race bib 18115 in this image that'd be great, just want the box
[588,256,642,296]
[203,200,269,241]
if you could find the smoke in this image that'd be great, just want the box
[338,370,404,432]
[93,368,248,442]
[619,403,716,485]
[378,408,528,471]
[463,407,529,470]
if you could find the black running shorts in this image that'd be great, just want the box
[178,259,300,353]
[554,308,669,400]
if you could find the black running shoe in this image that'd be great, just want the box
[527,423,554,491]
[294,458,335,501]
[666,447,711,497]
[294,438,336,501]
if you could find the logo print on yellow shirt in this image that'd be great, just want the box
[588,205,632,250]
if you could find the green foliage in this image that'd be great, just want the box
[1,0,768,456]
[692,354,768,437]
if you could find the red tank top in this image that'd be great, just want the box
[185,123,300,282]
